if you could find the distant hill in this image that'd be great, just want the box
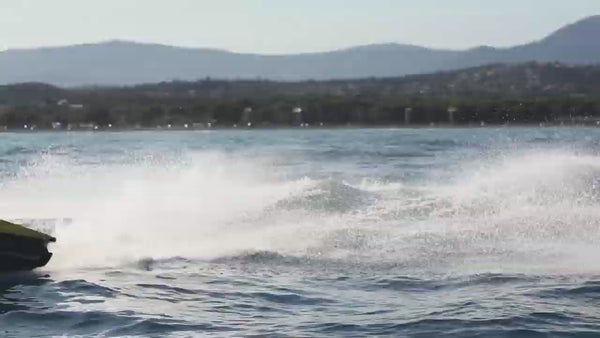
[2,62,600,104]
[2,61,600,103]
[3,62,600,128]
[1,15,600,86]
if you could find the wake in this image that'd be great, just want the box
[2,148,600,275]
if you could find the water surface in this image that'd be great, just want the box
[1,128,600,337]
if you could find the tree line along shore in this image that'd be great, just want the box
[2,61,600,130]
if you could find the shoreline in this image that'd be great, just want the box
[1,123,598,133]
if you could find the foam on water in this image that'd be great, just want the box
[0,151,315,268]
[2,145,600,275]
[398,150,600,274]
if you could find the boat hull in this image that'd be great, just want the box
[0,233,53,272]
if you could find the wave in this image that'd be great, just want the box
[0,145,35,157]
[316,148,435,159]
[273,180,375,213]
[211,250,292,265]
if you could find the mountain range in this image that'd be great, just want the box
[1,16,600,87]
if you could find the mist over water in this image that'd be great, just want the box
[2,128,600,336]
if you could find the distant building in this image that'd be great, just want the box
[78,123,96,130]
[239,107,253,127]
[292,107,303,126]
[57,99,84,109]
[447,106,458,124]
[404,107,413,124]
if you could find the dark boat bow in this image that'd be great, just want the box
[0,220,56,272]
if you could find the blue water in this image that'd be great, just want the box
[2,128,600,337]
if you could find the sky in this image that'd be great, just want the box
[0,0,599,54]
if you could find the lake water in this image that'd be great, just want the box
[2,128,600,337]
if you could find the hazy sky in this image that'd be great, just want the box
[1,0,599,53]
